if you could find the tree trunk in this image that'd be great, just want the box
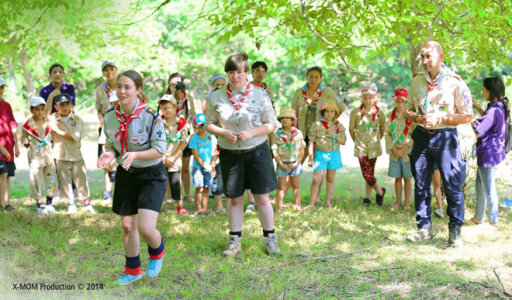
[19,49,36,100]
[7,57,17,100]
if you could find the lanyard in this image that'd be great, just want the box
[226,83,251,111]
[390,108,411,145]
[114,103,147,154]
[321,120,340,147]
[360,104,379,132]
[23,120,51,152]
[277,127,298,160]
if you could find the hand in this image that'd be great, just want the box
[163,157,173,168]
[224,129,238,144]
[122,152,137,170]
[425,115,440,129]
[278,161,287,170]
[211,164,217,177]
[0,148,11,160]
[237,130,254,141]
[415,114,427,125]
[49,89,61,98]
[395,148,404,159]
[308,156,314,167]
[287,163,295,171]
[97,151,115,168]
[203,164,212,173]
[14,145,20,157]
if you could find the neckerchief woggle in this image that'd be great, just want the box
[227,83,251,111]
[164,115,187,143]
[360,104,379,132]
[302,83,324,112]
[390,108,411,145]
[321,119,340,147]
[115,102,147,155]
[23,119,51,152]
[277,127,298,160]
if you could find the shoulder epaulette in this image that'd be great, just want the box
[146,106,158,116]
[105,106,116,115]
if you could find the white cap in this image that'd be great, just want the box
[30,96,46,107]
[0,76,5,87]
[361,82,378,95]
[101,60,116,71]
[109,90,118,102]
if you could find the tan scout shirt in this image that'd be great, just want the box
[95,83,113,116]
[163,116,190,172]
[50,112,84,162]
[206,83,279,150]
[349,106,385,159]
[104,100,167,168]
[271,127,306,162]
[21,116,53,168]
[291,85,345,137]
[385,110,416,162]
[308,120,346,152]
[405,64,473,130]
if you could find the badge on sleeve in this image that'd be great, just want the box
[157,130,163,138]
[71,121,76,127]
[463,90,471,106]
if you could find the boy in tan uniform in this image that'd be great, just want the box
[50,93,94,214]
[22,97,57,214]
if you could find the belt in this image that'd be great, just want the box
[221,142,267,155]
[416,126,455,135]
[123,162,163,174]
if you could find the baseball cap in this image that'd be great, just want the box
[30,96,46,107]
[193,113,206,127]
[54,93,72,105]
[361,82,378,95]
[101,60,116,71]
[393,88,408,100]
[0,75,5,87]
[158,94,177,106]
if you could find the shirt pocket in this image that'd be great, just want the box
[216,105,233,122]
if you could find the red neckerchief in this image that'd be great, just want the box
[320,120,340,135]
[226,83,251,111]
[360,104,379,132]
[252,82,268,89]
[390,108,411,144]
[23,118,51,151]
[277,127,297,144]
[103,82,112,98]
[115,103,147,154]
[302,87,323,108]
[176,90,188,115]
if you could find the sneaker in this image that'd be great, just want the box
[196,211,205,217]
[376,187,386,206]
[67,204,77,215]
[222,235,242,257]
[448,224,463,247]
[117,273,142,285]
[45,204,57,214]
[362,198,371,207]
[245,203,256,214]
[102,191,113,206]
[37,205,48,215]
[263,233,281,255]
[216,207,227,214]
[434,208,444,218]
[83,204,96,214]
[177,206,189,216]
[147,257,164,278]
[406,226,433,242]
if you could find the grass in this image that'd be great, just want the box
[1,166,512,299]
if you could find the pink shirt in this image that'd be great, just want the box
[0,99,18,162]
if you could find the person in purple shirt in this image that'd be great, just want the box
[471,76,510,227]
[39,63,76,114]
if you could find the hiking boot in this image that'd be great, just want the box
[117,273,142,285]
[362,198,371,207]
[245,202,256,214]
[406,226,433,242]
[448,224,463,247]
[434,208,444,218]
[263,233,281,255]
[222,235,242,257]
[376,187,386,206]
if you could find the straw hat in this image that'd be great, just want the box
[319,99,340,115]
[277,106,297,121]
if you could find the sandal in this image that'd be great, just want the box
[389,204,400,212]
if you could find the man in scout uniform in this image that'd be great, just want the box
[50,93,94,214]
[405,41,473,247]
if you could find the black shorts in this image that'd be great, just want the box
[113,163,167,216]
[98,127,103,158]
[182,144,192,157]
[220,141,278,198]
[0,161,16,177]
[167,171,181,200]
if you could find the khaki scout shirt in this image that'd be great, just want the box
[405,64,473,130]
[308,120,346,152]
[291,85,345,137]
[349,106,385,159]
[163,116,190,172]
[95,83,113,117]
[271,127,306,162]
[104,99,167,168]
[206,83,279,150]
[385,110,416,162]
[50,112,84,162]
[21,116,53,168]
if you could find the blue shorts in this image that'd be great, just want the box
[276,162,303,177]
[192,167,213,189]
[313,149,342,171]
[388,158,413,179]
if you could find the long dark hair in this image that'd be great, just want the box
[483,77,510,121]
[165,73,185,94]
